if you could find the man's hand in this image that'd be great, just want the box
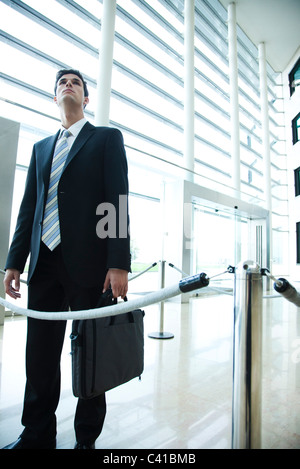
[103,268,128,299]
[4,269,21,300]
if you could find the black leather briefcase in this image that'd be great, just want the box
[70,289,144,399]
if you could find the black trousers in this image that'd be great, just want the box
[20,243,106,446]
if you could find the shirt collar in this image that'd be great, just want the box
[60,117,87,138]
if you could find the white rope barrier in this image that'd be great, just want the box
[0,284,179,321]
[1,264,298,321]
[0,273,209,321]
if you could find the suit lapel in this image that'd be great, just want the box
[41,131,60,189]
[63,121,95,172]
[41,122,95,190]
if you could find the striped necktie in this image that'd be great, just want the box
[42,129,71,250]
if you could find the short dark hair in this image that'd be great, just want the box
[54,69,89,97]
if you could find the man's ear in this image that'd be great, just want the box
[83,97,89,109]
[54,95,58,105]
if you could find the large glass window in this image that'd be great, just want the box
[0,0,289,276]
[292,112,300,145]
[288,57,300,96]
[294,166,300,197]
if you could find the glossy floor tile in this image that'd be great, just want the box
[0,290,299,449]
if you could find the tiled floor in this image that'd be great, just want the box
[0,290,299,449]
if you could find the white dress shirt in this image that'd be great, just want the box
[60,117,87,150]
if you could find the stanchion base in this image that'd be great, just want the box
[148,332,174,339]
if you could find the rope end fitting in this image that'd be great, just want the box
[273,277,290,293]
[179,273,209,293]
[261,268,285,290]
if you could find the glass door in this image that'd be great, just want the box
[191,201,262,282]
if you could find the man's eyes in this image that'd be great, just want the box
[59,79,81,86]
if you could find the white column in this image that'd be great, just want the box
[95,0,117,126]
[184,0,195,181]
[258,42,272,268]
[228,3,240,193]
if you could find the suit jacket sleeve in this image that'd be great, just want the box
[5,146,37,273]
[103,128,131,272]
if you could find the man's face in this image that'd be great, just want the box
[54,73,89,109]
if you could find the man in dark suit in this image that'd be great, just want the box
[3,69,131,449]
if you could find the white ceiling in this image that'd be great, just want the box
[218,0,300,72]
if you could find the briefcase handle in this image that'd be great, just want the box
[99,289,143,326]
[97,288,117,307]
[109,295,137,326]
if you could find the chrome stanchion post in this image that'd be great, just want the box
[148,260,174,339]
[232,261,263,449]
[159,259,166,333]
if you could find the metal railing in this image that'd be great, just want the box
[232,261,262,449]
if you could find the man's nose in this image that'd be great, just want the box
[66,80,72,87]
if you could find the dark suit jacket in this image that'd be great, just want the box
[5,122,131,288]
